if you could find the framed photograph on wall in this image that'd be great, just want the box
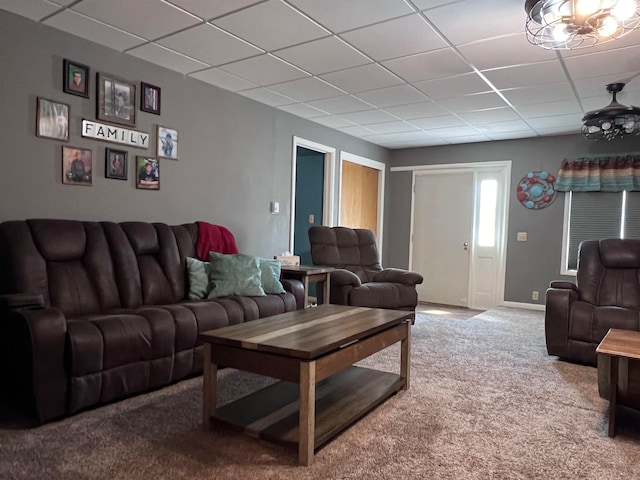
[136,156,159,190]
[140,82,161,115]
[157,125,178,160]
[62,146,92,186]
[105,148,127,180]
[97,72,136,127]
[63,59,89,98]
[36,97,69,141]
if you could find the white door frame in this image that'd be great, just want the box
[338,151,386,252]
[394,160,511,308]
[290,136,336,252]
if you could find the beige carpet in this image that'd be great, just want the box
[2,307,640,479]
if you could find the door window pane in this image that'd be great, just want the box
[478,179,497,247]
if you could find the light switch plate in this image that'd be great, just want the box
[270,201,279,214]
[517,232,527,242]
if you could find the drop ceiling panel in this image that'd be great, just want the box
[437,134,491,143]
[424,0,523,45]
[157,24,262,67]
[339,109,399,125]
[1,0,60,21]
[212,0,328,51]
[563,45,640,81]
[438,92,508,113]
[72,0,200,40]
[412,0,466,10]
[287,0,414,33]
[475,119,531,133]
[410,115,468,129]
[482,61,568,89]
[355,85,430,108]
[339,125,378,137]
[274,36,371,75]
[268,77,344,102]
[366,121,420,134]
[414,73,492,99]
[381,48,473,83]
[560,30,640,58]
[458,107,521,124]
[319,64,403,93]
[220,54,309,85]
[237,87,296,107]
[500,83,576,106]
[44,10,146,52]
[517,99,582,118]
[383,101,449,119]
[306,95,373,115]
[167,0,264,21]
[189,67,259,92]
[385,131,434,142]
[311,116,356,129]
[128,43,210,74]
[278,103,328,118]
[428,125,483,137]
[573,72,640,98]
[526,114,583,129]
[340,14,447,61]
[487,130,536,141]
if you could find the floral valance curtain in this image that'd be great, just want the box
[555,155,640,192]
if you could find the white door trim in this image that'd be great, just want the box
[408,160,511,309]
[338,151,386,252]
[290,136,336,252]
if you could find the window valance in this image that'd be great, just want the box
[555,155,640,192]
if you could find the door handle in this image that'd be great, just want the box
[463,242,469,251]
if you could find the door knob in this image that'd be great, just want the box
[463,242,469,250]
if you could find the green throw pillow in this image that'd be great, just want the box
[207,252,266,298]
[185,257,212,300]
[260,259,286,294]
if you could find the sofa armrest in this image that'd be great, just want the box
[331,269,362,287]
[280,278,305,310]
[0,293,44,310]
[549,281,578,292]
[373,268,424,285]
[0,306,67,422]
[544,285,579,360]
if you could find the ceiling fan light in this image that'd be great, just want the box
[576,0,602,15]
[553,23,571,39]
[612,0,637,19]
[599,15,619,35]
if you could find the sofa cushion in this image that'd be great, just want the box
[207,252,265,298]
[185,257,211,300]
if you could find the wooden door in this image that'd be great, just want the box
[340,160,379,234]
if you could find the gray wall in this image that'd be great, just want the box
[0,10,390,258]
[387,134,640,305]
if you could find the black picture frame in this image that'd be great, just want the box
[105,148,128,180]
[97,72,136,127]
[140,82,161,115]
[36,97,70,141]
[63,59,90,98]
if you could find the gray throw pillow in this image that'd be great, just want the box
[207,252,266,298]
[185,257,211,300]
[260,258,286,294]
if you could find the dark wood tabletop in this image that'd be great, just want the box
[280,265,335,274]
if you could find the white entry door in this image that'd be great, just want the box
[410,164,508,310]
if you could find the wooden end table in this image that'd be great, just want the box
[200,304,412,466]
[596,328,640,437]
[280,265,334,307]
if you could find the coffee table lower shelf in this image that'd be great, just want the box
[213,366,404,450]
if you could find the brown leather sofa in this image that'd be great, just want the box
[0,219,304,424]
[308,226,423,312]
[545,238,640,366]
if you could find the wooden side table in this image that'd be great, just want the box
[280,265,334,307]
[596,328,640,437]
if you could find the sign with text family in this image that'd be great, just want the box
[81,119,149,149]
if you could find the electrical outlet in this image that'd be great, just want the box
[532,290,539,301]
[309,214,315,224]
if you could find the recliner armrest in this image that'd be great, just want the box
[0,293,44,310]
[373,268,423,285]
[549,281,578,292]
[330,269,362,287]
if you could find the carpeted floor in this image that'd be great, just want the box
[2,307,640,479]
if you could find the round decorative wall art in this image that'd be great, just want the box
[517,171,556,210]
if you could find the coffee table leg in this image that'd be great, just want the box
[609,355,619,438]
[400,320,411,390]
[203,343,218,431]
[299,360,316,466]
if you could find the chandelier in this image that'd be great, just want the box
[582,83,640,140]
[524,0,640,49]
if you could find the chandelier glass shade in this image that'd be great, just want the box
[525,0,640,49]
[582,83,640,140]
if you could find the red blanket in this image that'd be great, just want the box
[195,221,239,260]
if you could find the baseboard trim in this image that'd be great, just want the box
[501,301,545,311]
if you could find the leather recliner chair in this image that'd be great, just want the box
[308,226,423,312]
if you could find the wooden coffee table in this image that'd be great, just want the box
[200,304,413,465]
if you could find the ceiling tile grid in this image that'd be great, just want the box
[5,0,640,148]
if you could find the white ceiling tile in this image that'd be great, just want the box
[167,0,263,20]
[436,134,491,143]
[563,45,640,81]
[0,0,59,21]
[526,114,583,129]
[320,64,403,93]
[72,0,200,39]
[220,54,309,85]
[573,72,640,98]
[474,119,531,133]
[385,131,434,142]
[423,0,523,45]
[238,87,296,106]
[366,121,419,134]
[288,0,414,33]
[482,61,568,90]
[278,103,328,118]
[560,30,640,58]
[412,0,466,10]
[358,134,394,143]
[268,77,344,102]
[500,83,576,106]
[44,10,146,52]
[487,130,537,141]
[533,126,581,136]
[339,109,398,125]
[340,14,447,61]
[127,43,210,74]
[383,101,449,119]
[438,92,508,113]
[517,99,581,118]
[382,48,472,83]
[306,95,373,114]
[457,33,557,71]
[458,107,520,124]
[157,24,262,67]
[339,125,378,136]
[189,68,259,92]
[410,115,468,129]
[311,116,356,129]
[414,73,492,99]
[355,85,430,108]
[274,36,370,75]
[428,125,481,136]
[212,0,328,51]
